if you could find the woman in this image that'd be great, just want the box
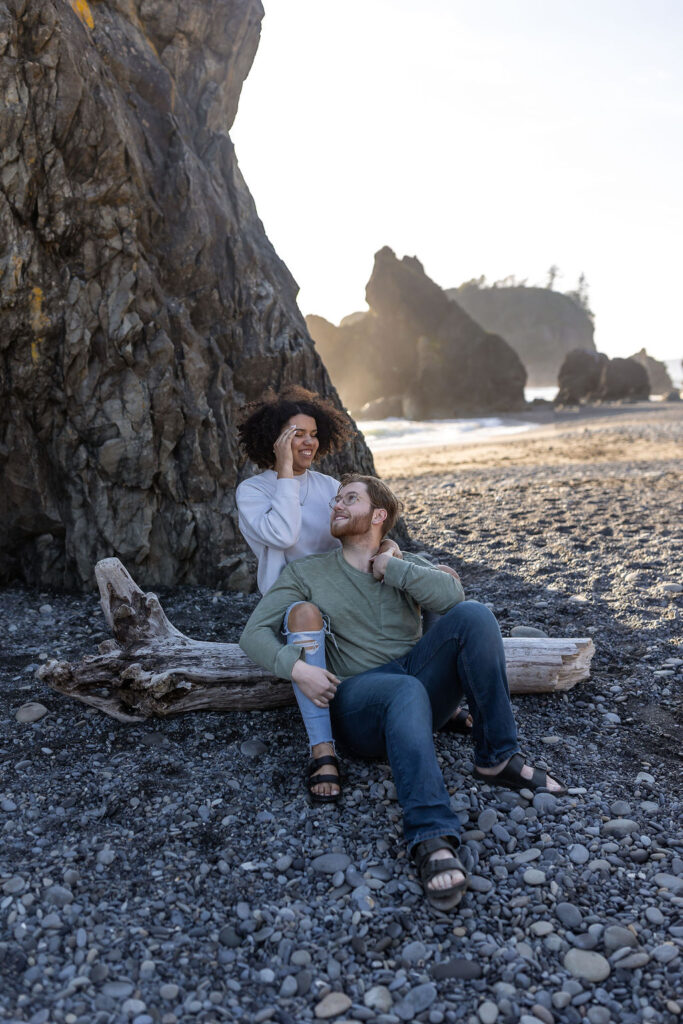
[236,387,470,804]
[237,387,364,805]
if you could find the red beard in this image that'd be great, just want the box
[330,509,375,538]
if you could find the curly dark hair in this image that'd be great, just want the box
[238,386,352,469]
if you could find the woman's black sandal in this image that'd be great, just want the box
[440,707,473,736]
[473,752,567,796]
[306,754,341,805]
[413,836,468,911]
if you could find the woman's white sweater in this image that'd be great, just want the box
[236,469,341,594]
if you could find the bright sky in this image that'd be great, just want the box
[232,0,683,363]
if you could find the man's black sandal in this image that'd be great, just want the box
[413,836,468,911]
[473,752,568,796]
[306,754,341,805]
[440,707,473,736]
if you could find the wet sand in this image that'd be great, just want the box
[374,401,683,477]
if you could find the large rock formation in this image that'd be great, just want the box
[627,349,673,395]
[450,282,596,386]
[307,248,526,419]
[0,0,374,590]
[555,349,649,405]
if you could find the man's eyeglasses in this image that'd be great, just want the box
[328,492,368,510]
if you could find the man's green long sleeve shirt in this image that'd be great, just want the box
[239,549,465,681]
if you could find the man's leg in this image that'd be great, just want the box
[330,668,464,893]
[284,602,339,798]
[403,601,563,790]
[423,564,472,733]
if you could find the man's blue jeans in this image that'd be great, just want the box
[330,601,520,851]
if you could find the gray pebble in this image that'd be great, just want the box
[569,844,590,864]
[478,1000,499,1024]
[556,902,583,929]
[478,808,498,832]
[280,975,298,997]
[102,981,135,998]
[364,985,393,1012]
[564,949,611,982]
[402,940,427,964]
[240,738,268,758]
[603,926,638,954]
[654,872,683,894]
[311,853,351,874]
[394,982,437,1020]
[602,819,638,838]
[15,701,48,723]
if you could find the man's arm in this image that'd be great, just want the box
[379,553,465,613]
[239,566,310,679]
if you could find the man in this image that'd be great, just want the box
[240,474,566,910]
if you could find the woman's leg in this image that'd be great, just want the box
[284,602,339,797]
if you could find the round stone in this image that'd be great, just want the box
[240,738,267,758]
[587,1008,611,1024]
[524,869,547,886]
[311,853,351,874]
[159,984,179,1001]
[314,992,352,1019]
[432,958,481,980]
[122,1001,146,1017]
[364,985,393,1012]
[394,983,437,1021]
[654,873,683,895]
[280,975,298,998]
[555,902,583,929]
[533,793,558,814]
[102,981,135,998]
[478,1000,499,1024]
[603,926,637,954]
[2,876,25,895]
[478,808,498,832]
[564,949,611,982]
[569,844,590,864]
[602,819,638,838]
[402,940,427,964]
[16,702,48,723]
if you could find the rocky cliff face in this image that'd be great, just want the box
[307,249,526,419]
[0,0,374,590]
[450,284,596,386]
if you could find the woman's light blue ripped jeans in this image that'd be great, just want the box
[282,601,335,748]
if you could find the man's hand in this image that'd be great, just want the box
[378,537,402,559]
[370,549,394,581]
[291,660,340,708]
[273,424,296,477]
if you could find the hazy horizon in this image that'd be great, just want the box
[233,0,683,364]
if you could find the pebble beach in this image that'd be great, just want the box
[1,401,682,1024]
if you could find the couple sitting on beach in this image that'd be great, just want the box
[236,387,566,910]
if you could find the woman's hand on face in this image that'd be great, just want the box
[378,538,402,559]
[291,660,340,707]
[273,425,296,477]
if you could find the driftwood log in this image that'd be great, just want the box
[38,558,596,723]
